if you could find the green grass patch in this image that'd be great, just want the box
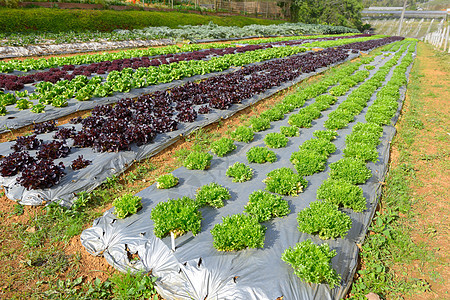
[0,8,283,33]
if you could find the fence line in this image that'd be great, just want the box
[424,25,450,53]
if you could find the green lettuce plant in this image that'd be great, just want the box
[244,190,290,222]
[317,178,367,212]
[113,194,142,219]
[231,126,254,143]
[281,240,341,288]
[280,125,300,137]
[263,167,307,196]
[226,162,253,183]
[211,214,265,251]
[156,174,179,189]
[195,182,231,208]
[329,158,372,184]
[249,117,271,132]
[297,201,352,239]
[290,149,327,176]
[183,151,213,170]
[246,146,277,164]
[151,196,202,238]
[264,132,288,148]
[210,137,236,157]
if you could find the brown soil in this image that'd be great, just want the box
[385,43,449,299]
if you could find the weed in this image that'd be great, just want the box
[11,203,24,216]
[110,271,158,300]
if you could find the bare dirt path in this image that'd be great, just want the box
[397,43,449,300]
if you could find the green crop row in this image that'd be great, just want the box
[282,42,417,288]
[366,43,416,126]
[324,42,410,131]
[315,41,416,216]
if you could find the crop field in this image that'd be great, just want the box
[0,20,448,300]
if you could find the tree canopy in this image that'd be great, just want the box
[290,0,364,30]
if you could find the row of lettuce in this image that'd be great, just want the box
[0,35,385,116]
[108,39,416,289]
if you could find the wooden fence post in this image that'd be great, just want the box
[425,19,434,38]
[444,25,449,52]
[439,28,447,51]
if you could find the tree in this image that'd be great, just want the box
[290,0,364,30]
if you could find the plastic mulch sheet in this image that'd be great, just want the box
[0,52,359,206]
[0,39,175,59]
[80,51,414,299]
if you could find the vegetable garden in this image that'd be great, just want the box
[0,26,420,299]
